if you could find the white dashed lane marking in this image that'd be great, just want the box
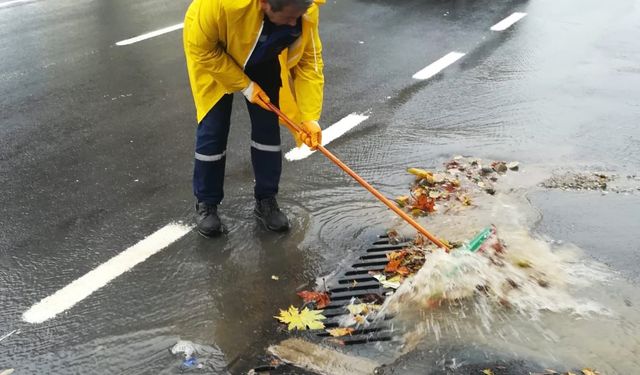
[285,113,369,161]
[116,23,184,46]
[22,223,192,324]
[412,52,466,80]
[491,12,527,31]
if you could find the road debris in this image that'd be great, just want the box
[397,156,521,217]
[541,172,612,191]
[169,340,225,372]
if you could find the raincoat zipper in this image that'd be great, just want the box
[243,20,265,69]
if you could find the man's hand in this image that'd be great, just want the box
[295,120,322,149]
[242,81,271,111]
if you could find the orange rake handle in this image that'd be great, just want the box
[265,101,450,251]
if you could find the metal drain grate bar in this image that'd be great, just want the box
[342,335,393,345]
[329,282,381,293]
[330,290,386,301]
[352,260,390,268]
[337,276,377,284]
[366,244,409,253]
[344,269,383,276]
[359,253,391,260]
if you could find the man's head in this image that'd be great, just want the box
[259,0,312,26]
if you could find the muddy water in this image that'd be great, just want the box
[377,178,640,374]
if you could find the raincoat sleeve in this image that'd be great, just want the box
[292,20,324,122]
[184,0,250,93]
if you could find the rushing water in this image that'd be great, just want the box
[377,180,640,374]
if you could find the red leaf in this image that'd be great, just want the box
[414,195,436,212]
[297,291,331,309]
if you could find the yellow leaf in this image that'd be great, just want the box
[482,369,494,375]
[516,260,532,268]
[274,306,326,331]
[354,314,367,325]
[457,194,472,206]
[346,303,381,315]
[326,327,355,337]
[407,168,433,179]
[581,369,599,375]
[372,273,402,289]
[395,195,410,207]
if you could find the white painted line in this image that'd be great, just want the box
[285,113,369,161]
[412,52,465,80]
[116,23,184,46]
[491,12,527,31]
[0,329,18,343]
[22,223,192,324]
[0,0,34,8]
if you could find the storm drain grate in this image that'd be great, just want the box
[308,234,411,345]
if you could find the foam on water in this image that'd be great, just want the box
[376,170,640,372]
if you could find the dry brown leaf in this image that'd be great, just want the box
[385,259,401,273]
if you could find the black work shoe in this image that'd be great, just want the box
[196,202,225,237]
[254,197,290,232]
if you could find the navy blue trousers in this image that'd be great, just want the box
[193,59,282,205]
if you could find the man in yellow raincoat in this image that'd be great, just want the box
[183,0,325,237]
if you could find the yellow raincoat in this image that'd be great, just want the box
[183,0,325,131]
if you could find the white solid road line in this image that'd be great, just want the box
[116,23,184,46]
[412,52,466,80]
[491,12,527,31]
[22,223,192,324]
[0,0,34,8]
[285,113,369,161]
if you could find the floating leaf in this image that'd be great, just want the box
[407,168,433,180]
[516,260,532,268]
[274,306,326,331]
[413,195,436,212]
[271,275,280,280]
[395,195,410,207]
[428,190,442,199]
[482,369,494,375]
[297,291,331,309]
[581,369,599,375]
[432,173,446,183]
[491,161,508,173]
[507,161,519,171]
[326,327,355,337]
[456,194,472,206]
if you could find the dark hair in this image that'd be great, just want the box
[268,0,313,12]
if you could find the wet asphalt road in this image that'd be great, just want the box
[1,0,640,373]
